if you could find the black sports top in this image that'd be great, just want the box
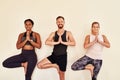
[21,31,36,45]
[52,30,68,56]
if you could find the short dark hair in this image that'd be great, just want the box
[92,22,100,28]
[24,19,34,25]
[56,16,64,20]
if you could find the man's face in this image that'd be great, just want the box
[56,18,65,29]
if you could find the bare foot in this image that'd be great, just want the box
[21,62,28,74]
[85,64,94,77]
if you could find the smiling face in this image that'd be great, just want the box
[24,19,34,31]
[91,22,100,35]
[56,16,65,29]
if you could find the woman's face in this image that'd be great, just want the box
[91,24,100,34]
[25,21,33,31]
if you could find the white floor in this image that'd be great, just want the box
[32,64,92,80]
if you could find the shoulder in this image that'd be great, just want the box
[49,31,56,36]
[33,31,40,36]
[47,31,56,38]
[85,34,90,39]
[19,32,25,37]
[102,34,106,37]
[66,31,72,35]
[102,34,107,39]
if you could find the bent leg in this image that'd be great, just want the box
[71,55,90,70]
[37,58,59,71]
[2,54,25,68]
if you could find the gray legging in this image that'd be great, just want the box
[71,55,102,80]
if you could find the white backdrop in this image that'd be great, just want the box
[0,0,120,80]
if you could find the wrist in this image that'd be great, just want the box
[30,39,33,42]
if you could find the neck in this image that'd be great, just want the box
[26,30,32,33]
[92,32,99,36]
[58,28,64,33]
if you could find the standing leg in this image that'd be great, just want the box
[71,55,91,70]
[92,60,102,80]
[37,58,59,72]
[59,70,65,80]
[25,54,37,80]
[57,54,67,80]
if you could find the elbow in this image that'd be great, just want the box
[45,42,48,45]
[84,45,88,49]
[73,42,76,46]
[107,44,110,48]
[45,41,49,45]
[70,41,76,46]
[16,44,21,49]
[16,46,21,49]
[38,44,41,49]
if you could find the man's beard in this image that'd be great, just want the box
[58,24,63,29]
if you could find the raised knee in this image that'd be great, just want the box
[71,64,77,70]
[37,63,43,69]
[2,61,8,68]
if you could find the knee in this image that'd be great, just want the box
[37,62,43,69]
[71,64,77,70]
[2,60,8,68]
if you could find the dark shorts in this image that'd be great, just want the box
[47,54,67,72]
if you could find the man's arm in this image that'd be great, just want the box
[45,32,60,46]
[61,31,76,46]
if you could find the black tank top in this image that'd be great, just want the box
[21,31,36,45]
[52,30,68,56]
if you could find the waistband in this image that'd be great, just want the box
[22,49,35,53]
[52,52,67,56]
[85,55,102,61]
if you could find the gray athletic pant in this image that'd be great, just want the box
[71,55,102,80]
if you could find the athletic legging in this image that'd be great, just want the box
[2,49,37,80]
[71,55,102,80]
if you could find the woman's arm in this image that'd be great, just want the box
[30,32,42,49]
[84,35,97,49]
[16,33,27,49]
[98,35,110,48]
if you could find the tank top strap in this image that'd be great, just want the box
[64,30,67,36]
[30,31,33,37]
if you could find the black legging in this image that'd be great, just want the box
[2,49,37,80]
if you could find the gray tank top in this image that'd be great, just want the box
[21,31,36,46]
